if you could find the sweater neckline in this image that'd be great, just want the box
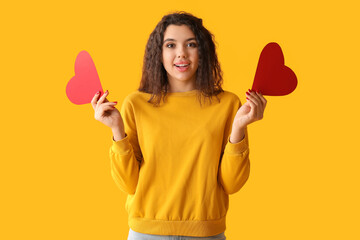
[166,89,198,96]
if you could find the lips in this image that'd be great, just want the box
[174,62,190,72]
[174,61,190,66]
[175,64,190,72]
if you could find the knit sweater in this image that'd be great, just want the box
[109,89,250,237]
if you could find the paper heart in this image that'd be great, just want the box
[252,42,297,96]
[66,51,104,105]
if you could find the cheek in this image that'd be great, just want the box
[192,50,199,62]
[162,52,172,65]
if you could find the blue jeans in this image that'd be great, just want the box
[127,229,226,240]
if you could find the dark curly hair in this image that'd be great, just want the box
[138,11,224,107]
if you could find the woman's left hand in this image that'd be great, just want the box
[233,89,267,129]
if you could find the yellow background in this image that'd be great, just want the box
[1,0,359,239]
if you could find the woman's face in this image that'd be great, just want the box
[162,24,199,89]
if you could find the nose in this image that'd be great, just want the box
[177,46,187,58]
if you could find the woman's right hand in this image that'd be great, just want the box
[91,90,124,132]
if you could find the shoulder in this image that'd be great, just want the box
[218,90,242,106]
[123,90,150,104]
[123,90,143,102]
[121,90,152,112]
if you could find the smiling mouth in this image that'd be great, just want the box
[174,63,190,72]
[174,64,190,67]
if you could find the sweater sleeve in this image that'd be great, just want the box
[218,96,250,195]
[109,96,143,195]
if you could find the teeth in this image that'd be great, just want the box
[175,64,189,67]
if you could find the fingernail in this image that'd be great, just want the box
[105,90,108,94]
[96,91,100,95]
[246,92,250,95]
[246,97,249,100]
[114,101,117,104]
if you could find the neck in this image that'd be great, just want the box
[167,79,196,93]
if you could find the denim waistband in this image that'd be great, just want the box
[128,228,226,240]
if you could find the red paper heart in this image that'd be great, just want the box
[252,42,297,96]
[66,51,104,105]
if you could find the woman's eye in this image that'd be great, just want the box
[166,43,175,48]
[187,42,197,47]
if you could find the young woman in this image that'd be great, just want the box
[92,12,266,240]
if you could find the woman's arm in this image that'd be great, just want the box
[218,127,250,195]
[109,95,143,195]
[91,90,140,194]
[218,90,266,194]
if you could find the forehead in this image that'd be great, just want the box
[163,24,195,40]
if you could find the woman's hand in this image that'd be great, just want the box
[230,89,267,143]
[91,90,124,131]
[234,89,267,128]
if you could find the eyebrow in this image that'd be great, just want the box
[163,37,197,43]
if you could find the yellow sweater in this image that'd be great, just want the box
[109,89,250,237]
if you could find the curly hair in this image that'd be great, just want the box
[138,11,224,107]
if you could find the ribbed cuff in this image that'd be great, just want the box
[111,133,132,155]
[224,132,249,154]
